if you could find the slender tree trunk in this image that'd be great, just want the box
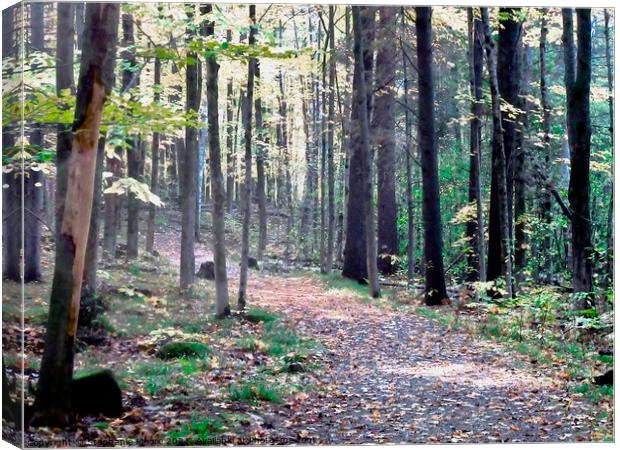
[32,3,119,426]
[373,6,398,276]
[255,60,267,259]
[121,14,141,260]
[402,11,415,285]
[562,8,593,308]
[416,7,448,305]
[325,5,336,273]
[319,12,328,273]
[482,7,513,299]
[225,30,235,211]
[604,9,614,288]
[466,8,485,283]
[75,2,85,50]
[238,5,257,309]
[180,5,200,289]
[146,55,162,254]
[539,8,553,281]
[352,6,380,298]
[203,6,230,318]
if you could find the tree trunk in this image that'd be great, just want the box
[325,5,336,273]
[562,8,593,308]
[487,8,521,289]
[203,6,230,318]
[539,8,553,281]
[402,10,415,285]
[255,60,267,259]
[352,6,380,298]
[225,29,235,211]
[482,7,513,299]
[180,4,200,289]
[465,8,485,283]
[416,7,448,305]
[604,9,613,289]
[373,6,398,276]
[33,3,119,426]
[342,6,374,282]
[122,14,141,261]
[238,5,257,310]
[75,2,85,50]
[146,54,162,254]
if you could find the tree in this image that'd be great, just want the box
[180,4,201,289]
[562,8,593,308]
[324,5,336,273]
[481,7,513,299]
[373,6,398,275]
[416,6,448,305]
[342,6,374,282]
[465,7,485,282]
[255,58,267,259]
[146,54,162,254]
[238,4,257,309]
[352,6,380,298]
[32,3,120,426]
[487,7,521,289]
[123,13,142,261]
[203,4,231,318]
[225,29,235,210]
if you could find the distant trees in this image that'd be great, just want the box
[562,8,594,308]
[33,2,120,426]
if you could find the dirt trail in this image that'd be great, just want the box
[245,274,602,444]
[153,224,604,443]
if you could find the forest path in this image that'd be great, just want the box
[246,274,601,444]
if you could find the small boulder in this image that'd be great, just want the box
[71,370,123,418]
[287,362,305,373]
[593,369,613,386]
[196,261,215,280]
[248,257,260,270]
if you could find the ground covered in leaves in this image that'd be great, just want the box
[2,214,613,446]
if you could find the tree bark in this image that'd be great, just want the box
[33,3,119,426]
[325,5,336,273]
[539,8,553,281]
[238,5,257,309]
[255,59,267,259]
[416,7,448,305]
[402,10,416,285]
[352,6,380,298]
[342,6,374,281]
[562,8,593,308]
[487,8,521,289]
[180,4,200,289]
[204,6,230,318]
[122,14,141,260]
[466,8,485,283]
[482,8,513,299]
[146,54,162,254]
[373,6,398,276]
[604,9,613,289]
[225,29,235,211]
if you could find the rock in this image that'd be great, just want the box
[593,369,613,386]
[196,261,215,280]
[287,362,305,373]
[248,257,260,270]
[71,370,123,418]
[156,341,210,359]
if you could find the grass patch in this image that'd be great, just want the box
[244,307,279,324]
[228,380,282,404]
[168,417,224,445]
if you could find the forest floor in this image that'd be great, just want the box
[2,208,614,446]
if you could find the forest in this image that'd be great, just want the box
[1,1,616,446]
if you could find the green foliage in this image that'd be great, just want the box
[168,417,223,446]
[228,380,282,404]
[244,307,279,323]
